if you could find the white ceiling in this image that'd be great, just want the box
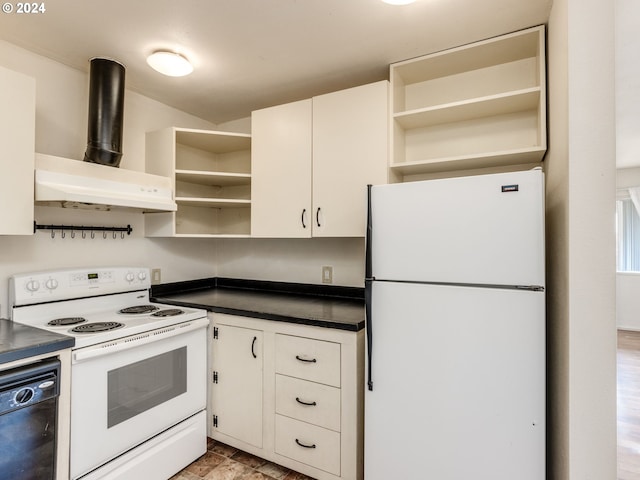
[0,0,552,125]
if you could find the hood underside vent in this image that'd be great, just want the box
[35,153,177,212]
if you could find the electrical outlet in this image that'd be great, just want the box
[322,266,333,284]
[151,268,162,285]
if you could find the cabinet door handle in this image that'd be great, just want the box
[295,439,317,449]
[295,397,317,407]
[251,336,257,358]
[301,209,307,228]
[316,207,321,227]
[295,355,317,363]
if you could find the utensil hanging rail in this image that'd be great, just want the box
[33,222,132,239]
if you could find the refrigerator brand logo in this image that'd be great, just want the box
[501,184,519,193]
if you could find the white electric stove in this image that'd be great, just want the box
[10,267,206,349]
[9,267,209,480]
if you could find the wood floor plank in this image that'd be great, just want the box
[619,329,640,480]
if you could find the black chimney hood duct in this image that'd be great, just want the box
[83,57,125,167]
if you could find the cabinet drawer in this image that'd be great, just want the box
[276,374,340,432]
[275,414,340,476]
[275,334,340,387]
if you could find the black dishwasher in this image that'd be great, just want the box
[0,358,61,480]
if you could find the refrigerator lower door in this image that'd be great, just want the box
[364,281,544,480]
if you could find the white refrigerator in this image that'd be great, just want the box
[364,169,545,480]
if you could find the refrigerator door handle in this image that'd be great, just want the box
[365,184,374,391]
[365,185,373,280]
[365,278,373,391]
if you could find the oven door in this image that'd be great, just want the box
[69,317,208,480]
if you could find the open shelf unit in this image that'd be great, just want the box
[145,127,252,237]
[389,25,546,179]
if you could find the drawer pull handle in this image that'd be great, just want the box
[295,439,317,449]
[296,397,317,407]
[251,336,257,359]
[295,355,317,363]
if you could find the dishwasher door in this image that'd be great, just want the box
[0,358,61,480]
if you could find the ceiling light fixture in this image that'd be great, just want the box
[146,51,193,77]
[381,0,416,4]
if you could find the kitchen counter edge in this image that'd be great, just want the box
[151,277,365,332]
[0,318,75,366]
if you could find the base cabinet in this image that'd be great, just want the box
[210,323,263,448]
[209,314,364,480]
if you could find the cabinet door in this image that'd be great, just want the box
[211,324,263,448]
[251,99,312,238]
[312,81,389,237]
[0,66,35,235]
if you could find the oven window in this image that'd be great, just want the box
[107,347,187,428]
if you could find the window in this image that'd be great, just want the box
[617,197,640,271]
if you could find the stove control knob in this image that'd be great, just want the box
[138,271,147,281]
[26,280,40,292]
[45,278,59,291]
[125,272,135,282]
[14,387,34,405]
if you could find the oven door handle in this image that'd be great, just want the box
[72,317,209,364]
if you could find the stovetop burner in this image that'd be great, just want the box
[48,317,87,326]
[151,309,184,317]
[118,305,159,315]
[71,322,124,333]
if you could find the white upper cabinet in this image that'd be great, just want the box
[251,80,389,238]
[390,25,546,179]
[145,127,252,237]
[251,99,313,237]
[312,81,389,237]
[0,66,35,235]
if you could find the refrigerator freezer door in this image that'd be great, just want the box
[370,169,544,287]
[364,281,545,480]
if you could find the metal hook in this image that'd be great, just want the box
[121,231,125,239]
[71,230,75,239]
[51,230,55,239]
[91,231,95,239]
[103,231,107,239]
[82,231,86,239]
[61,230,65,239]
[113,231,117,239]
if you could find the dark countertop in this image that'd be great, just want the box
[0,318,75,366]
[151,278,365,332]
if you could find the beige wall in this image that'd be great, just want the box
[547,0,617,479]
[216,237,365,287]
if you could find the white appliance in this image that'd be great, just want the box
[364,169,545,480]
[35,154,177,212]
[10,267,208,480]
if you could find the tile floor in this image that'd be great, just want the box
[170,438,315,480]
